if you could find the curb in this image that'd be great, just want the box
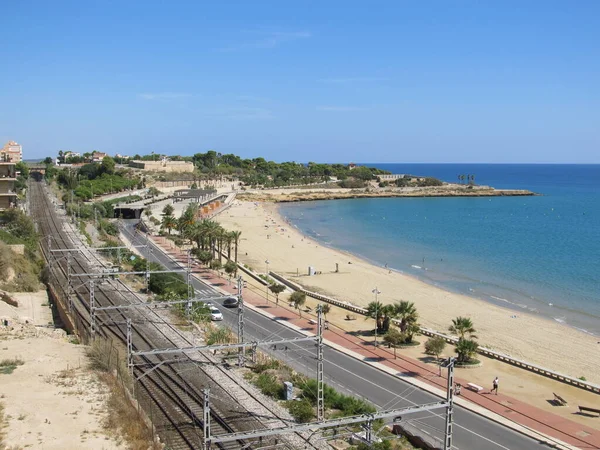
[141,232,581,450]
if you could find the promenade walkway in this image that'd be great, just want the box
[151,234,600,450]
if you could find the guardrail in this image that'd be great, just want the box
[267,270,600,395]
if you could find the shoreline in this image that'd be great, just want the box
[215,199,600,384]
[286,219,600,339]
[237,184,536,203]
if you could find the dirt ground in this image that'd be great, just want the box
[0,291,126,449]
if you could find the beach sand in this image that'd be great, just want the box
[216,199,600,384]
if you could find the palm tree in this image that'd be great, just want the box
[394,300,418,334]
[455,338,479,363]
[161,215,176,235]
[321,303,331,320]
[366,301,384,332]
[449,316,477,339]
[225,231,233,260]
[231,230,242,265]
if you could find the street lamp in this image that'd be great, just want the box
[372,287,381,346]
[265,259,270,303]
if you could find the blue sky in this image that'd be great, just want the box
[1,1,598,163]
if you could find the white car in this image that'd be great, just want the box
[209,306,223,321]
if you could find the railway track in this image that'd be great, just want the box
[30,179,319,450]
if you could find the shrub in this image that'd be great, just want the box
[338,179,367,189]
[287,399,314,423]
[255,373,283,398]
[424,336,447,359]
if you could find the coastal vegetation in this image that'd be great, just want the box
[367,300,420,346]
[449,317,480,365]
[245,353,377,424]
[0,208,43,292]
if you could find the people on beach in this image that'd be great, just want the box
[492,377,499,395]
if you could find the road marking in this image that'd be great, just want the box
[125,226,521,450]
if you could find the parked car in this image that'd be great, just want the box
[209,306,223,321]
[223,296,239,308]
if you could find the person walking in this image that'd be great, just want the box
[492,377,499,395]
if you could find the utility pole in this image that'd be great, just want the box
[203,388,211,450]
[145,232,151,292]
[186,250,192,317]
[372,287,381,346]
[90,279,96,341]
[237,276,245,367]
[126,318,133,376]
[443,357,456,450]
[317,304,325,422]
[67,253,73,313]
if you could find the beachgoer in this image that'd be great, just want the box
[492,377,499,395]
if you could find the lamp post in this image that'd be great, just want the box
[372,287,381,346]
[265,259,270,303]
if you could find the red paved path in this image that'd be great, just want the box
[153,235,600,449]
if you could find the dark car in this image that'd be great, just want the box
[223,296,239,308]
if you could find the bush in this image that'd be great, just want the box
[100,220,119,236]
[424,336,447,358]
[417,177,443,187]
[255,373,283,398]
[338,179,367,189]
[148,272,188,297]
[287,399,314,423]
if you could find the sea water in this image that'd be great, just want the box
[278,164,600,335]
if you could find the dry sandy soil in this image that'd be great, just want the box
[0,291,126,450]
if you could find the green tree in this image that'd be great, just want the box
[195,250,213,265]
[449,316,477,339]
[425,335,447,375]
[383,328,404,359]
[424,336,447,360]
[100,156,115,175]
[43,157,53,165]
[268,283,286,305]
[455,338,479,363]
[224,260,237,280]
[210,259,222,274]
[15,162,29,179]
[290,291,306,317]
[162,204,174,216]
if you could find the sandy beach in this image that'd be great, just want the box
[216,199,600,384]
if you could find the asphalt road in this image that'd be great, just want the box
[121,221,549,450]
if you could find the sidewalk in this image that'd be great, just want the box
[152,235,600,450]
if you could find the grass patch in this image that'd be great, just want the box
[0,358,24,375]
[255,373,284,398]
